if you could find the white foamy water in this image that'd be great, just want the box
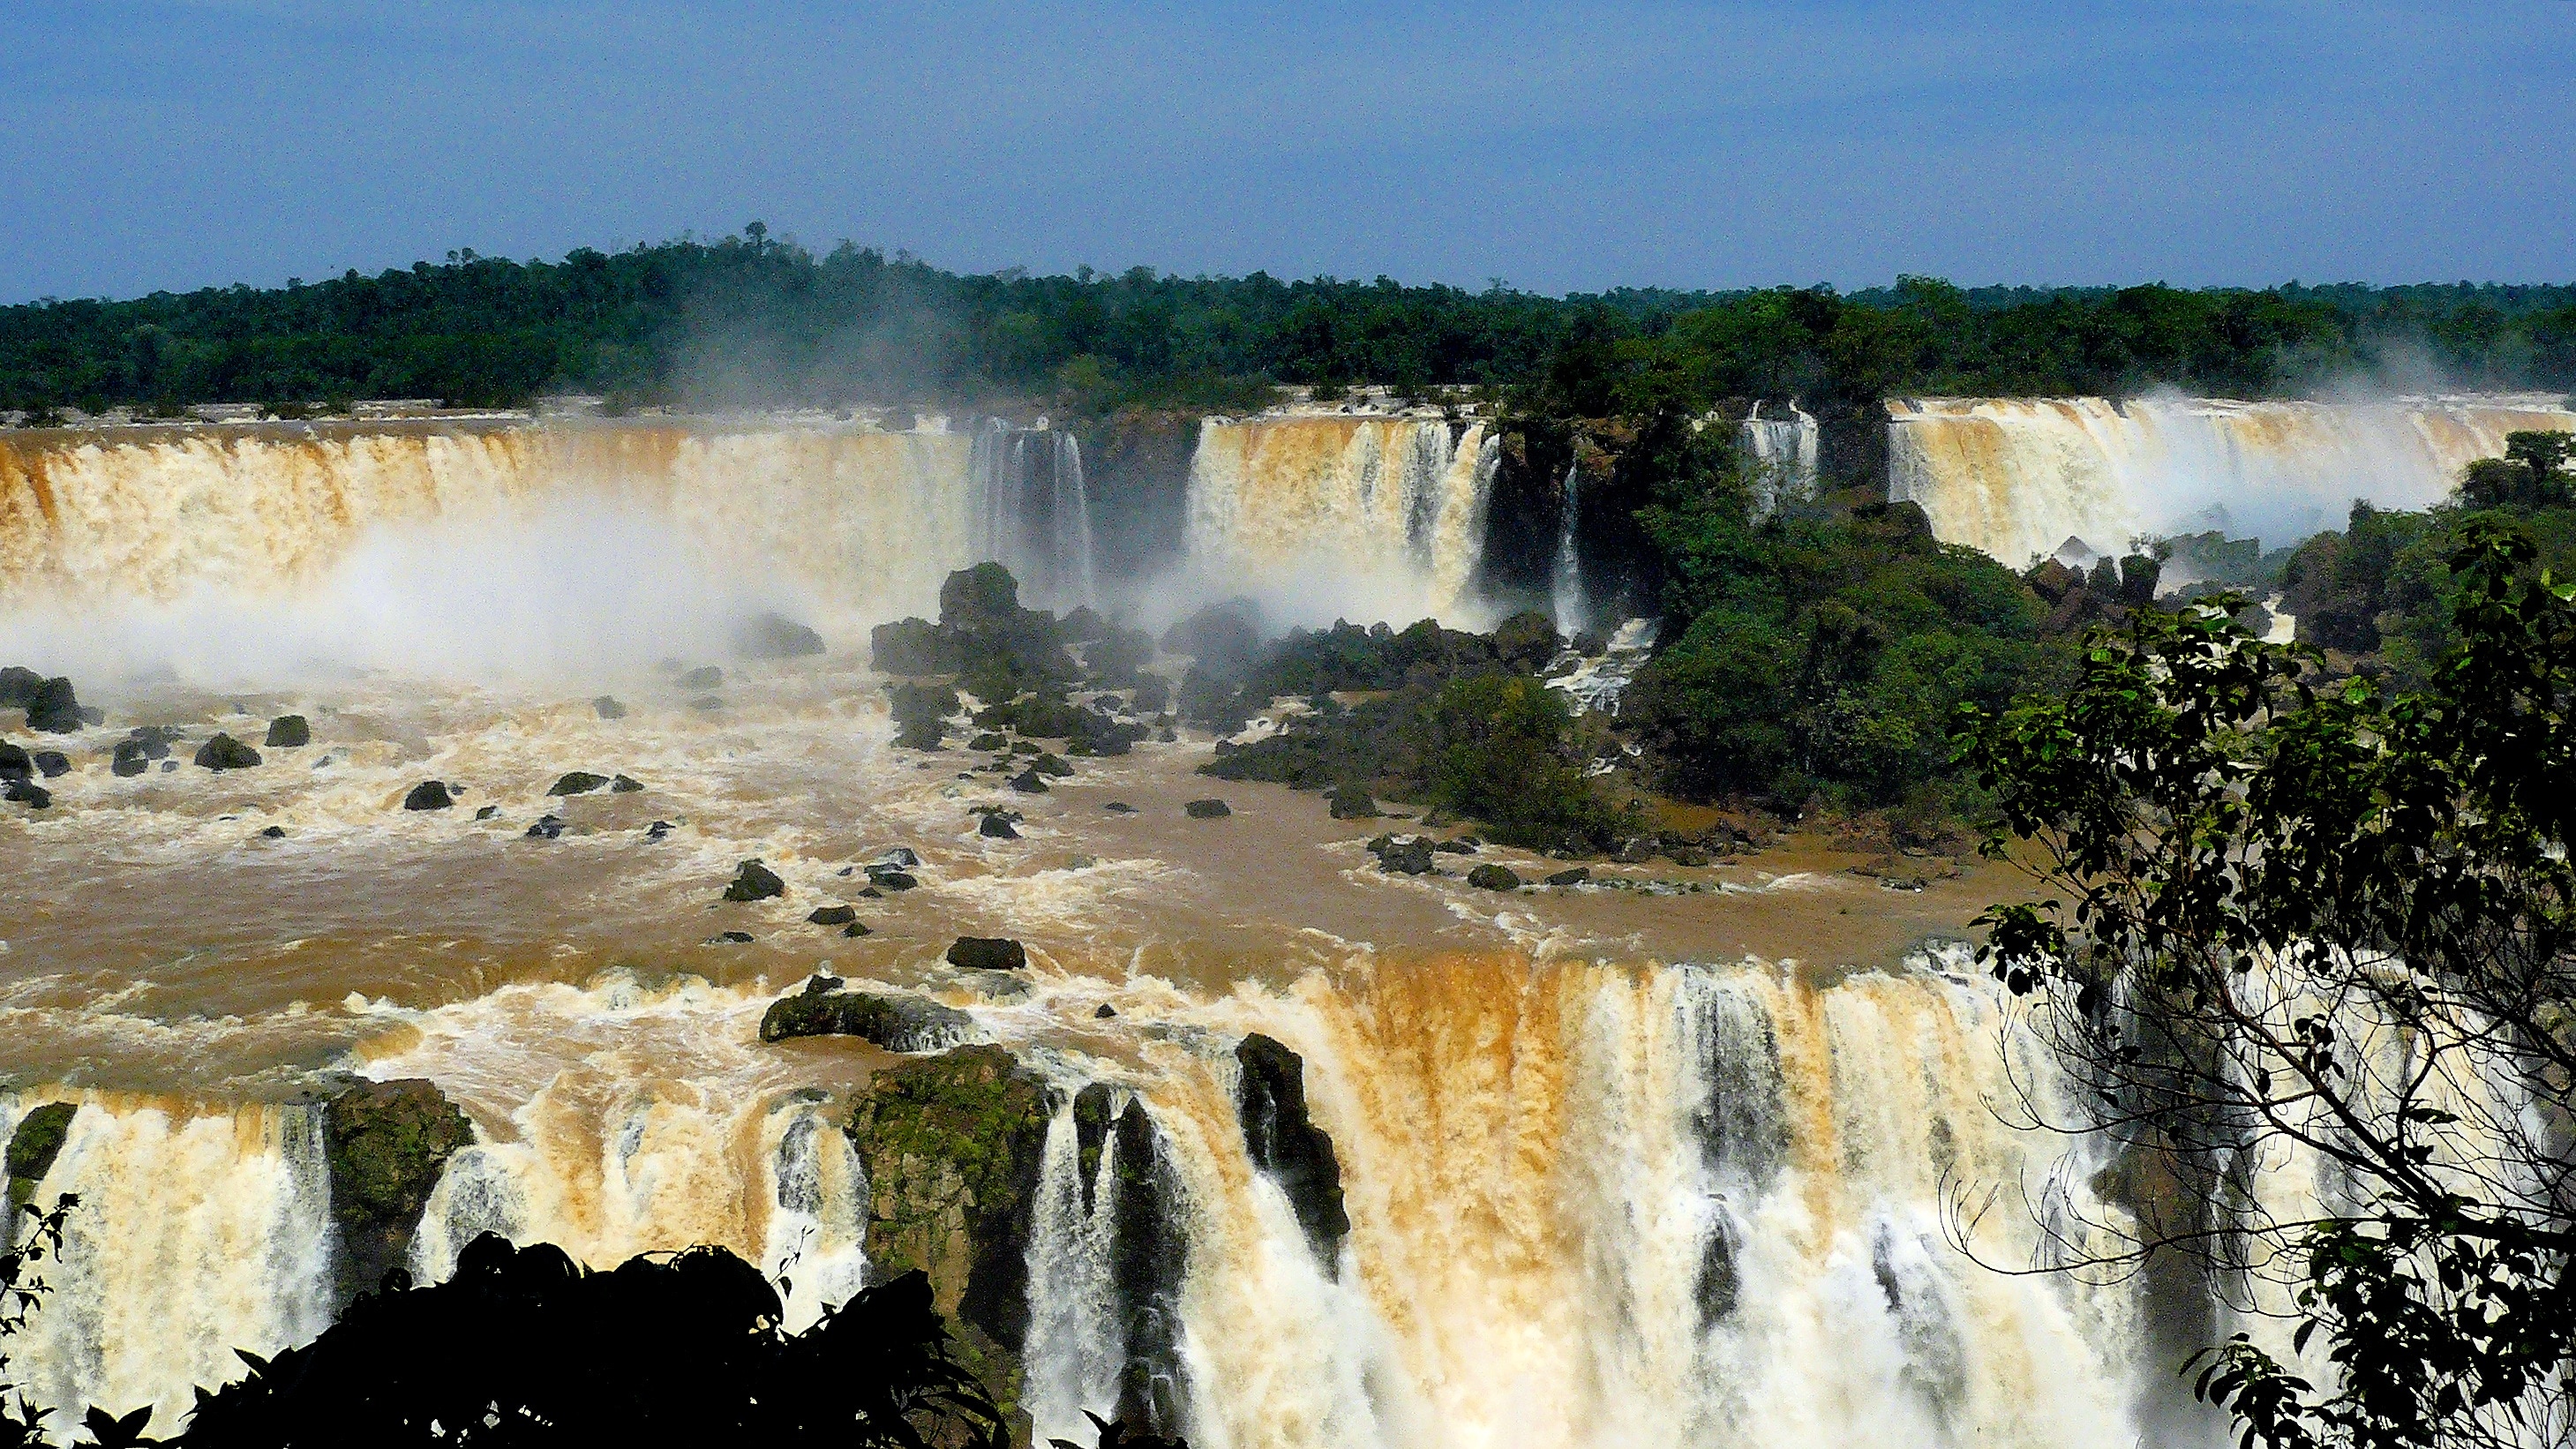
[1887,394,2576,564]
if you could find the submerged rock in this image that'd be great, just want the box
[1545,867,1591,887]
[259,824,287,839]
[592,695,627,719]
[761,983,973,1052]
[842,1046,1051,1355]
[402,781,454,812]
[946,937,1028,972]
[547,771,610,797]
[611,773,644,793]
[264,715,311,748]
[1235,1033,1350,1266]
[193,732,262,770]
[320,1078,474,1303]
[1467,863,1522,890]
[525,815,567,839]
[1102,801,1137,815]
[732,611,825,659]
[5,1102,79,1217]
[476,805,500,821]
[677,665,725,691]
[723,859,785,902]
[645,819,673,838]
[1183,798,1230,819]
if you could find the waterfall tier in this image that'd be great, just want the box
[1886,394,2576,565]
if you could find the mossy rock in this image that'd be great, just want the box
[264,714,311,747]
[6,1101,78,1217]
[322,1078,474,1303]
[548,770,610,796]
[760,985,972,1052]
[843,1046,1050,1350]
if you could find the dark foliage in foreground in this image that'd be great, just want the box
[1,1227,1011,1449]
[1961,523,2576,1449]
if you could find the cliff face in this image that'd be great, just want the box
[320,1078,476,1304]
[1072,412,1199,586]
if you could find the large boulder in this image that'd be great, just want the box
[402,781,454,811]
[0,667,43,711]
[264,715,311,747]
[1183,798,1230,819]
[723,860,785,902]
[30,752,67,779]
[194,732,262,770]
[732,611,825,659]
[759,981,973,1052]
[547,771,609,797]
[1234,1034,1350,1266]
[843,1047,1052,1387]
[1467,863,1522,890]
[1371,836,1435,875]
[23,677,81,734]
[0,742,26,783]
[5,1101,78,1217]
[946,937,1028,972]
[320,1078,474,1303]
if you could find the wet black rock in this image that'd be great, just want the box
[875,846,921,868]
[1235,1033,1350,1265]
[265,715,311,748]
[1095,1003,1117,1018]
[31,750,68,778]
[1009,767,1049,793]
[678,665,725,690]
[714,930,755,944]
[807,905,858,926]
[688,695,723,711]
[1032,752,1074,778]
[1545,867,1591,887]
[1183,798,1230,819]
[611,774,643,793]
[0,742,26,783]
[1433,837,1479,854]
[864,864,919,891]
[402,781,454,811]
[110,740,149,777]
[159,760,176,772]
[593,695,627,719]
[761,984,973,1051]
[724,859,785,902]
[1103,801,1137,815]
[0,667,42,712]
[476,805,500,821]
[733,612,825,660]
[1467,863,1522,890]
[645,819,672,838]
[979,814,1019,839]
[1326,786,1378,820]
[1372,837,1434,875]
[946,937,1028,972]
[194,732,262,770]
[548,771,610,797]
[525,815,567,839]
[4,780,50,809]
[259,824,287,839]
[126,725,174,759]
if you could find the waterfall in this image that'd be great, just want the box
[1549,464,1585,635]
[4,1097,336,1437]
[1741,402,1821,515]
[0,417,1108,674]
[1886,394,2576,565]
[1184,417,1499,627]
[1024,1095,1128,1442]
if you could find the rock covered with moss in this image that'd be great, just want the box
[5,1101,78,1216]
[321,1077,475,1303]
[843,1046,1052,1418]
[1234,1033,1349,1267]
[759,980,973,1052]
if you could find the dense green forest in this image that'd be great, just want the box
[4,227,2573,417]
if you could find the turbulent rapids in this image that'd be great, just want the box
[1888,394,2576,565]
[10,401,2489,1448]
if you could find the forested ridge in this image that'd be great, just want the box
[5,227,2573,416]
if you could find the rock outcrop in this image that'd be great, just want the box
[1234,1033,1349,1268]
[723,860,786,902]
[732,611,826,659]
[946,938,1028,972]
[402,781,454,811]
[759,980,973,1052]
[5,1101,78,1217]
[264,715,311,747]
[843,1047,1052,1404]
[1467,863,1522,890]
[547,771,609,796]
[319,1077,474,1303]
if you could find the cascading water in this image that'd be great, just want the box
[0,417,1105,674]
[1,1097,336,1436]
[1549,464,1585,635]
[1741,402,1821,515]
[1886,394,2576,565]
[1183,417,1499,627]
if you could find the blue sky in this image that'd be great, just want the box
[4,1,2570,303]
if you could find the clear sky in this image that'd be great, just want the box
[5,1,2570,304]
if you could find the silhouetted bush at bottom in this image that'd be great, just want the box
[176,1234,1007,1449]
